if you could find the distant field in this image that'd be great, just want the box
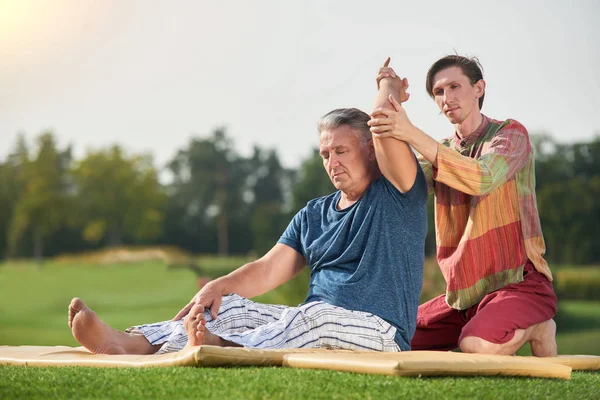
[1,259,599,399]
[0,258,309,347]
[1,259,598,355]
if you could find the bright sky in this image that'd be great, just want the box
[1,0,599,176]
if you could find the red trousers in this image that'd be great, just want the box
[411,262,557,350]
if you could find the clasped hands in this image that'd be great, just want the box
[368,57,416,143]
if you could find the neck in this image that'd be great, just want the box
[339,189,364,209]
[338,169,380,210]
[454,110,483,139]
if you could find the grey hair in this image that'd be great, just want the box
[317,108,372,146]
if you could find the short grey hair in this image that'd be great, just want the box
[317,108,372,146]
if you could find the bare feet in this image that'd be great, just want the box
[183,304,241,348]
[183,304,224,347]
[529,319,558,357]
[68,297,158,355]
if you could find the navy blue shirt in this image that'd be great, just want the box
[278,167,428,350]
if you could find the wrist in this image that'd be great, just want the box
[379,78,400,92]
[214,275,233,295]
[404,126,422,146]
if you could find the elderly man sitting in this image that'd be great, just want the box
[67,78,428,354]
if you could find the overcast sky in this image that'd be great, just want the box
[1,0,599,176]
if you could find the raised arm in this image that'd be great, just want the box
[173,243,305,320]
[368,59,417,193]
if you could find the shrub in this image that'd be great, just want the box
[554,267,600,300]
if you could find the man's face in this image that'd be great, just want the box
[319,125,374,193]
[432,66,484,124]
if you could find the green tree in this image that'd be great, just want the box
[7,132,72,262]
[532,134,600,264]
[247,148,290,255]
[0,135,29,259]
[537,177,599,264]
[165,129,249,255]
[71,146,165,246]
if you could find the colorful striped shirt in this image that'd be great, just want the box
[419,115,553,310]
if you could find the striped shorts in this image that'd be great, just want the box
[128,294,400,354]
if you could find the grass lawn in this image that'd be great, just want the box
[2,366,599,399]
[1,259,599,399]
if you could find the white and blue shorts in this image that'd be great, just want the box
[127,294,400,354]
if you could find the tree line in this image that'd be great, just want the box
[0,129,598,265]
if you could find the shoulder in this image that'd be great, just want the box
[371,173,428,206]
[487,117,532,153]
[440,135,454,149]
[304,191,338,212]
[306,191,337,206]
[492,118,529,137]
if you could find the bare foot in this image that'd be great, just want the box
[183,304,223,347]
[68,297,158,355]
[530,319,558,357]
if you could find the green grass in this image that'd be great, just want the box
[0,259,308,347]
[1,366,599,400]
[1,259,599,399]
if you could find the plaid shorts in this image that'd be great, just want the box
[128,294,400,354]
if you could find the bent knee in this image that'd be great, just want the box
[459,336,503,355]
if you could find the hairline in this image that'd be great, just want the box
[317,108,372,148]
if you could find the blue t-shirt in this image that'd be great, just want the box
[278,167,428,350]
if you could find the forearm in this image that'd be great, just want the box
[406,127,439,168]
[372,80,416,192]
[433,145,513,196]
[214,260,277,299]
[373,79,399,112]
[427,124,529,195]
[215,245,303,299]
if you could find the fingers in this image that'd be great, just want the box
[370,107,393,118]
[173,302,193,321]
[209,297,222,320]
[378,68,396,78]
[372,131,394,139]
[370,122,394,134]
[388,94,402,111]
[369,114,394,136]
[376,69,397,89]
[383,57,390,68]
[367,116,392,127]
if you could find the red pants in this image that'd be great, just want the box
[411,262,557,350]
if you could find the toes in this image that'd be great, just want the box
[190,304,205,317]
[70,297,83,310]
[184,304,206,334]
[69,298,88,316]
[185,304,205,325]
[68,298,85,328]
[196,318,206,331]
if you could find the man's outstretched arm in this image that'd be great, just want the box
[369,58,418,193]
[173,243,305,320]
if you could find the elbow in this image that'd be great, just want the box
[462,180,498,196]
